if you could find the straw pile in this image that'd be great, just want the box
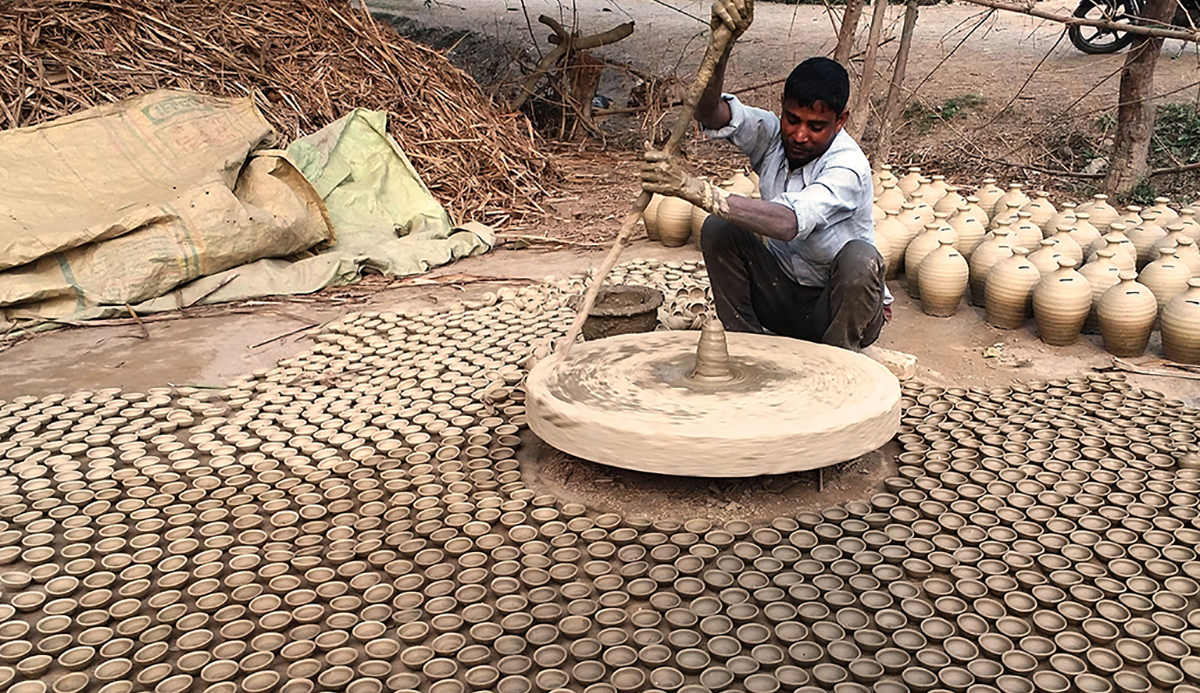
[0,0,551,224]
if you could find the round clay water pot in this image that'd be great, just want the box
[985,248,1040,329]
[906,224,957,300]
[877,210,910,278]
[1139,247,1190,316]
[1097,272,1157,357]
[1162,279,1200,364]
[644,194,663,241]
[656,197,694,248]
[1033,259,1091,346]
[919,240,969,317]
[969,235,1014,306]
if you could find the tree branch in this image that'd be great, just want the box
[956,0,1200,42]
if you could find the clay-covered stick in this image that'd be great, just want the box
[554,20,740,359]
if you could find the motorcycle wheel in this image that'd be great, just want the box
[1068,0,1139,54]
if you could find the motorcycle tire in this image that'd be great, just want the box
[1068,0,1139,54]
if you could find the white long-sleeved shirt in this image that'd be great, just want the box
[705,94,889,303]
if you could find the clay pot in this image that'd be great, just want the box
[877,210,911,278]
[1044,204,1076,238]
[906,224,958,299]
[1097,272,1157,358]
[1028,240,1064,276]
[1083,195,1118,234]
[1079,250,1122,333]
[1150,225,1193,263]
[969,234,1015,307]
[723,173,756,197]
[1128,218,1168,269]
[1087,232,1137,273]
[877,181,907,214]
[1138,247,1190,316]
[1068,213,1102,250]
[1047,229,1083,265]
[985,248,1040,329]
[1162,234,1200,276]
[976,179,1005,218]
[1021,192,1056,231]
[898,203,925,238]
[919,240,969,317]
[873,227,893,277]
[995,184,1030,220]
[914,179,939,207]
[991,202,1023,232]
[690,204,710,244]
[656,197,694,248]
[1148,197,1179,226]
[1012,212,1043,254]
[934,187,966,216]
[1162,279,1200,364]
[643,195,663,241]
[949,207,987,259]
[873,165,897,197]
[1176,208,1199,239]
[898,168,923,197]
[963,196,990,227]
[909,193,935,229]
[1033,258,1092,346]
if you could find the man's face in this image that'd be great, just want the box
[779,98,848,169]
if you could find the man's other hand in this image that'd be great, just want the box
[711,0,753,39]
[640,145,731,219]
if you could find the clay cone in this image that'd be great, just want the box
[1097,271,1157,357]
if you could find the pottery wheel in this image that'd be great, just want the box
[527,321,902,477]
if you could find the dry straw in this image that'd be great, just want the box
[0,0,552,224]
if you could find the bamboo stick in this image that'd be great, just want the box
[555,22,738,359]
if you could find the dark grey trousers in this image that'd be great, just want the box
[700,217,887,350]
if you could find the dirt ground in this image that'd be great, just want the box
[2,240,1196,519]
[4,0,1199,517]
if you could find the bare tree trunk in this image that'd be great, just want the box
[846,0,890,141]
[1103,0,1176,195]
[834,0,866,65]
[874,0,919,159]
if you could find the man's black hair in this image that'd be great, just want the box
[783,57,850,116]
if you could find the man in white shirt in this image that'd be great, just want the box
[641,0,889,351]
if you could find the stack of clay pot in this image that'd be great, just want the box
[643,172,760,248]
[870,164,1200,359]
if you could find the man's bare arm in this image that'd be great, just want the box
[725,195,798,242]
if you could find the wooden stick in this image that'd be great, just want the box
[555,23,738,360]
[956,0,1200,43]
[1112,357,1200,380]
[125,303,149,339]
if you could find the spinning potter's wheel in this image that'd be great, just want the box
[527,320,902,477]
